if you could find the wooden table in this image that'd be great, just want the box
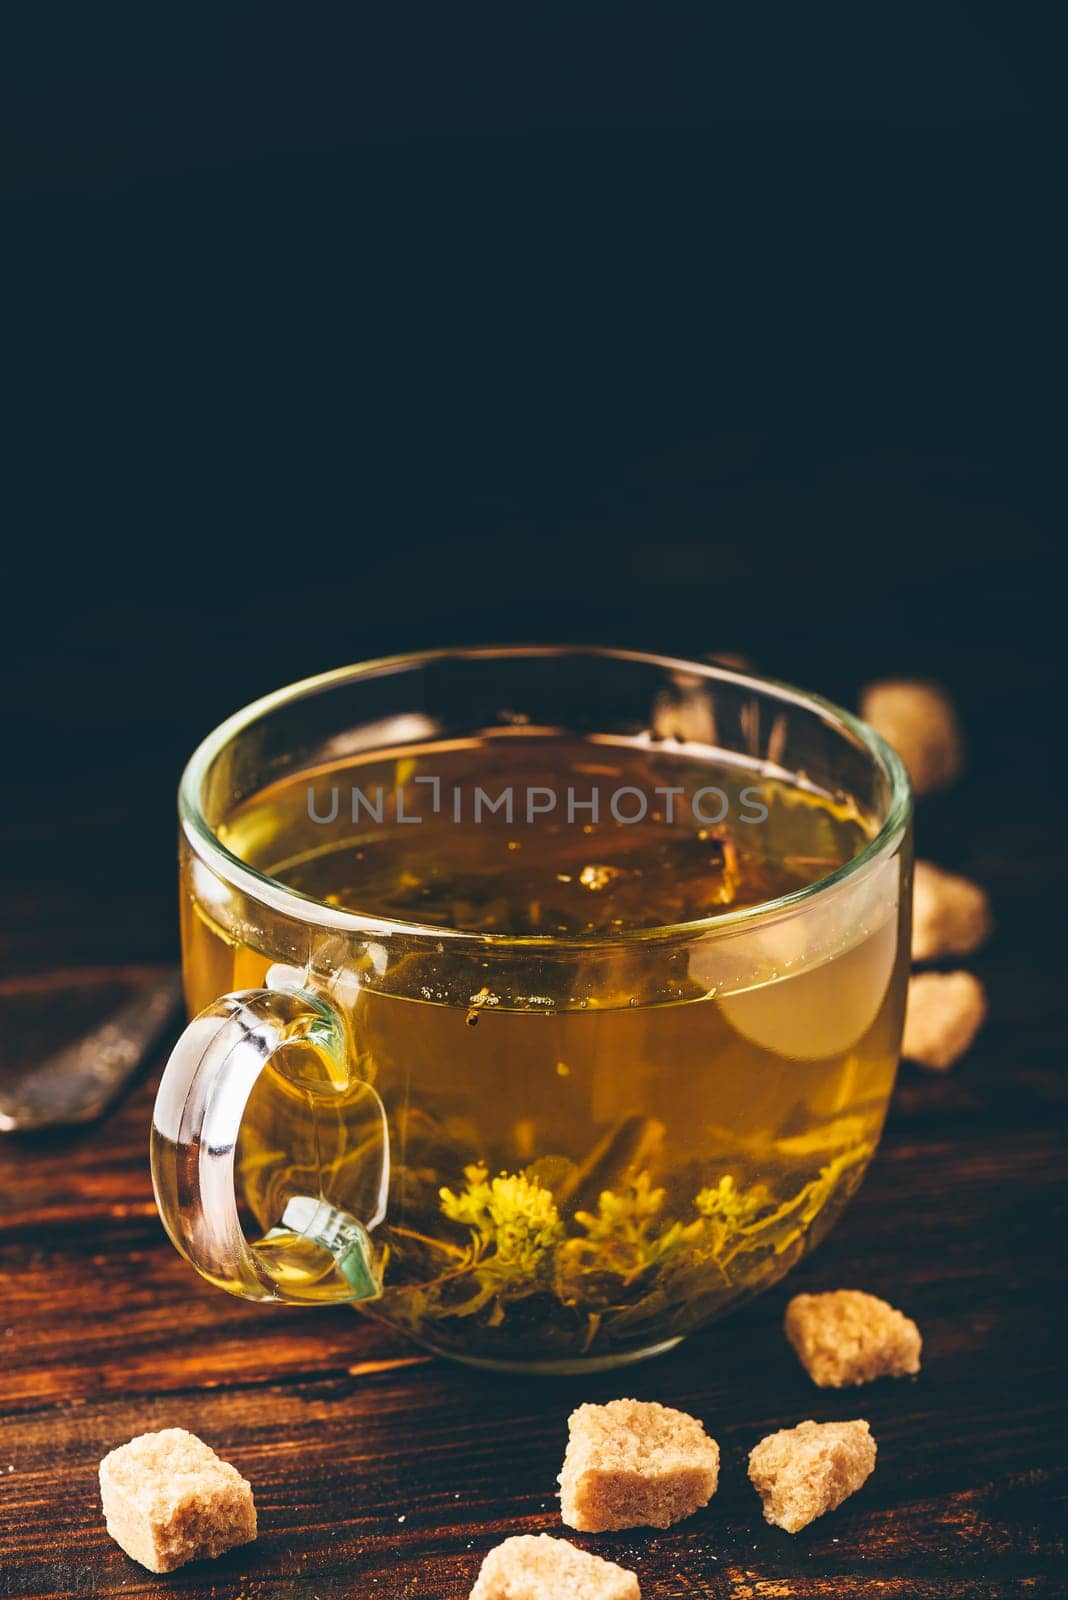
[1,786,1064,1599]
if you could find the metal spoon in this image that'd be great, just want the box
[0,967,185,1133]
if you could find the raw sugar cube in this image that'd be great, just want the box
[861,679,963,794]
[748,1418,876,1533]
[911,860,992,963]
[559,1398,719,1532]
[903,970,987,1069]
[785,1289,921,1387]
[469,1534,640,1599]
[98,1428,256,1573]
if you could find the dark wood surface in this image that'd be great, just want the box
[1,768,1065,1600]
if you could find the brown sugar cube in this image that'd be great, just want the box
[903,970,987,1070]
[911,860,993,963]
[860,679,963,794]
[470,1534,640,1600]
[785,1290,922,1387]
[748,1419,876,1533]
[98,1428,257,1573]
[559,1398,719,1532]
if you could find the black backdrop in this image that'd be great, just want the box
[2,10,1059,972]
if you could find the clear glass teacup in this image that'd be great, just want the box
[152,647,912,1373]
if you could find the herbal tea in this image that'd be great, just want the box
[173,734,907,1366]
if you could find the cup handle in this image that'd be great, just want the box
[150,987,388,1305]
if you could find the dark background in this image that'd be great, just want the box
[2,11,1060,968]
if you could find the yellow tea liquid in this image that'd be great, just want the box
[177,734,907,1365]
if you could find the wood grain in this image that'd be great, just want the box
[1,802,1064,1598]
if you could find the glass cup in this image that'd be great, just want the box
[151,647,912,1373]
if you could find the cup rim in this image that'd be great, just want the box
[179,644,912,948]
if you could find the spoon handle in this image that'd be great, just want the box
[0,968,185,1133]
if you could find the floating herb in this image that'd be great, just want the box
[556,1172,685,1301]
[409,1137,875,1348]
[437,1162,565,1322]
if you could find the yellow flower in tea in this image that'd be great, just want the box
[440,1163,564,1277]
[695,1174,770,1227]
[439,1162,495,1232]
[693,1144,874,1269]
[427,1138,876,1342]
[580,1168,665,1231]
[557,1171,685,1295]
